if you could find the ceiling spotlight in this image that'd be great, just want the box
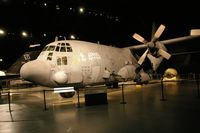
[70,35,75,39]
[21,31,28,37]
[43,33,47,37]
[0,29,5,35]
[56,5,60,10]
[43,3,47,7]
[79,7,84,13]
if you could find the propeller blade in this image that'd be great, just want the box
[133,33,147,43]
[158,49,171,60]
[154,24,166,38]
[138,49,148,65]
[152,24,166,42]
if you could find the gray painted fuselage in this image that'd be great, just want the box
[20,40,138,87]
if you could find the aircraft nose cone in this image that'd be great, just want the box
[52,70,68,84]
[20,60,51,85]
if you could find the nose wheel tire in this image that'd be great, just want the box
[59,92,75,98]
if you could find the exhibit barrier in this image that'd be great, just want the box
[0,73,200,114]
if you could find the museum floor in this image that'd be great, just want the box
[0,81,200,133]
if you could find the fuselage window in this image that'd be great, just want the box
[47,46,55,51]
[60,47,66,52]
[62,56,67,65]
[56,46,60,51]
[57,57,61,65]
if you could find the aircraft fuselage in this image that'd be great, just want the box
[20,40,138,87]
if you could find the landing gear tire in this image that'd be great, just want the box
[112,81,119,88]
[59,92,75,98]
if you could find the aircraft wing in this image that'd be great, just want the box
[127,35,200,50]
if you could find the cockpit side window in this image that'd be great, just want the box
[57,56,67,65]
[47,46,55,51]
[47,52,53,60]
[57,57,61,65]
[48,52,53,56]
[62,56,67,65]
[42,46,48,51]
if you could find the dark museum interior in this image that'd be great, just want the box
[1,1,200,133]
[0,0,200,73]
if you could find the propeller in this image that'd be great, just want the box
[133,24,171,65]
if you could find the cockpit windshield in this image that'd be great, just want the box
[42,42,73,52]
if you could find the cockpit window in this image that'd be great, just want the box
[55,42,73,52]
[67,47,72,52]
[47,46,55,51]
[56,46,60,51]
[42,43,73,52]
[60,47,66,52]
[42,46,48,51]
[61,43,65,46]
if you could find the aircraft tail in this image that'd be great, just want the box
[6,50,40,74]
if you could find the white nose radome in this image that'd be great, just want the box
[52,70,68,84]
[20,60,51,86]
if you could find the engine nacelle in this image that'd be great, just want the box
[117,65,136,80]
[134,72,151,84]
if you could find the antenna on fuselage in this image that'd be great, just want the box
[55,36,58,42]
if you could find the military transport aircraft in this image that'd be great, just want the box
[19,24,200,98]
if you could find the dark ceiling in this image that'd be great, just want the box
[0,0,200,71]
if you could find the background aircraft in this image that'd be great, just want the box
[0,45,41,89]
[19,24,200,98]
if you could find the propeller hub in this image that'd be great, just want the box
[147,42,155,48]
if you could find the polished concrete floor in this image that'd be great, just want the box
[0,81,200,133]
